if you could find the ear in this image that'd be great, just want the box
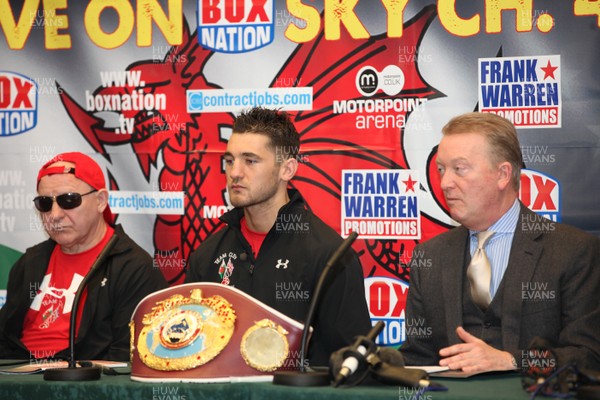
[497,161,512,190]
[96,189,109,214]
[279,157,298,183]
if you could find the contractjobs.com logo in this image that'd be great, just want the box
[197,0,275,53]
[0,71,38,136]
[187,88,313,113]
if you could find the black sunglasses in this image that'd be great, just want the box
[33,190,97,212]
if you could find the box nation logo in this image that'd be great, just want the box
[519,169,560,222]
[197,0,275,53]
[0,71,38,136]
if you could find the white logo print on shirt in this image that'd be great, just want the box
[30,273,84,314]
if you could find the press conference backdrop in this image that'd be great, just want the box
[0,1,598,347]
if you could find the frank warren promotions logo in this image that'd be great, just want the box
[479,55,561,128]
[0,71,38,136]
[197,0,275,53]
[341,169,420,240]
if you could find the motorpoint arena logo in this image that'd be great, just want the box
[356,65,405,97]
[334,65,425,130]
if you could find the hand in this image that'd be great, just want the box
[438,327,515,373]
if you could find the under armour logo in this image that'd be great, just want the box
[30,273,82,314]
[101,277,107,287]
[275,259,289,269]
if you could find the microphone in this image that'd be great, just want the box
[370,364,445,389]
[520,337,564,396]
[369,349,446,390]
[272,231,359,386]
[44,234,119,381]
[333,321,385,387]
[328,328,446,390]
[521,336,558,378]
[520,338,599,399]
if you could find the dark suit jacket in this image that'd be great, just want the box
[400,204,600,369]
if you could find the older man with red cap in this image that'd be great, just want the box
[0,152,167,361]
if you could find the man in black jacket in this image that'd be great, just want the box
[0,152,167,361]
[185,107,371,366]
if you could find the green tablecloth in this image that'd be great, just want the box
[0,372,530,400]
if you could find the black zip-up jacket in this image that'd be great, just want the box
[186,190,372,366]
[0,225,167,361]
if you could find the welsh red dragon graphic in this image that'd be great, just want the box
[58,5,451,287]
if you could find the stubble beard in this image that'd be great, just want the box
[229,180,280,209]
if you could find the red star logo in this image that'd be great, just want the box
[540,60,558,80]
[403,175,417,192]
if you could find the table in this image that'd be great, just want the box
[0,372,531,400]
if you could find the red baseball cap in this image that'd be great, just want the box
[37,152,114,225]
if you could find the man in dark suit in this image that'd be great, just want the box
[400,112,600,373]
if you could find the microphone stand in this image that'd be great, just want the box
[273,231,359,386]
[44,234,118,381]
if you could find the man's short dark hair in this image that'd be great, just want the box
[233,107,300,161]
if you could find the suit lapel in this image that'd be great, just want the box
[441,226,469,345]
[501,207,543,351]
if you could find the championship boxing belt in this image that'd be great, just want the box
[129,283,307,383]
